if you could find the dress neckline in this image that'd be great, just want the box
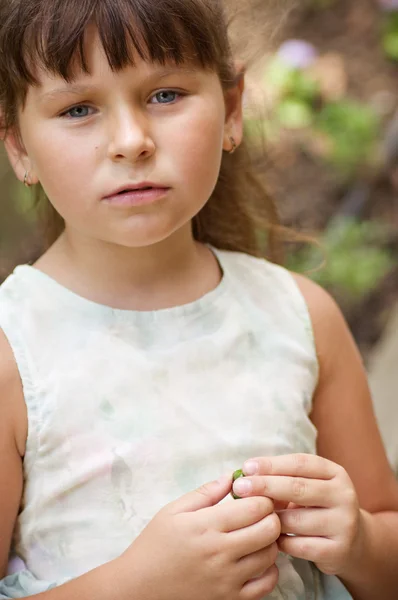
[14,247,231,322]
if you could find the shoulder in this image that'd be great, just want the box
[291,272,343,321]
[290,272,362,378]
[217,249,313,308]
[0,329,27,457]
[291,273,349,362]
[217,250,321,351]
[218,249,321,331]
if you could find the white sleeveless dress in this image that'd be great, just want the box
[0,248,352,599]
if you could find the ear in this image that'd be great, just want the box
[223,62,245,153]
[3,128,39,186]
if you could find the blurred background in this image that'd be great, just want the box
[1,0,398,464]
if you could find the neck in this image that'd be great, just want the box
[35,225,221,311]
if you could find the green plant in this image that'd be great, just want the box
[248,48,381,178]
[287,218,394,302]
[264,57,320,130]
[315,101,380,176]
[382,11,398,61]
[266,58,319,104]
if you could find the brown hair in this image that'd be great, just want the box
[0,0,289,264]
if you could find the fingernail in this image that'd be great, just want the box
[233,478,252,495]
[244,460,259,475]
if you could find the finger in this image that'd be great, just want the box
[229,513,281,557]
[238,543,279,582]
[278,534,334,563]
[233,475,335,508]
[203,496,274,533]
[278,507,335,537]
[274,500,291,511]
[169,474,232,514]
[240,565,279,600]
[243,454,339,480]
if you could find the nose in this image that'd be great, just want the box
[107,108,156,163]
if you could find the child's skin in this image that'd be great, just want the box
[1,22,398,600]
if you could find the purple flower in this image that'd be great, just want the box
[277,40,318,70]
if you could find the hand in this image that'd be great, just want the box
[232,454,362,576]
[119,475,281,600]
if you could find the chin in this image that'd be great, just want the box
[103,229,181,250]
[102,217,194,249]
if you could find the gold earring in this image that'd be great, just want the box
[229,136,237,155]
[23,172,31,188]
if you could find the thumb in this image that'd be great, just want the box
[169,474,232,514]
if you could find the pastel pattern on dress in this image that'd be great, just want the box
[0,249,351,599]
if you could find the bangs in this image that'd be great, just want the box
[10,0,231,85]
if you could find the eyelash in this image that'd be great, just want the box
[60,89,184,119]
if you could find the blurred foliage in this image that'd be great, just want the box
[383,11,398,61]
[253,8,398,315]
[265,57,318,129]
[248,54,381,178]
[287,219,395,302]
[316,102,380,174]
[265,57,319,104]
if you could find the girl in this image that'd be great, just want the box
[0,1,397,599]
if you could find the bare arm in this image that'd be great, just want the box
[294,274,398,600]
[0,330,26,579]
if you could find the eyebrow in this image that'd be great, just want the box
[38,66,198,102]
[38,85,100,102]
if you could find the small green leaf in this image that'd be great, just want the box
[231,469,245,500]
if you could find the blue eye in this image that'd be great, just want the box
[151,91,179,104]
[63,105,93,119]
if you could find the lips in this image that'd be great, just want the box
[102,184,170,207]
[103,183,168,199]
[117,186,151,193]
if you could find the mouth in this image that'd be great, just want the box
[104,183,169,198]
[103,183,170,207]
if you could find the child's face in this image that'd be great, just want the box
[6,27,243,249]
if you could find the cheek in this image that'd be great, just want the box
[171,108,224,190]
[30,129,94,197]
